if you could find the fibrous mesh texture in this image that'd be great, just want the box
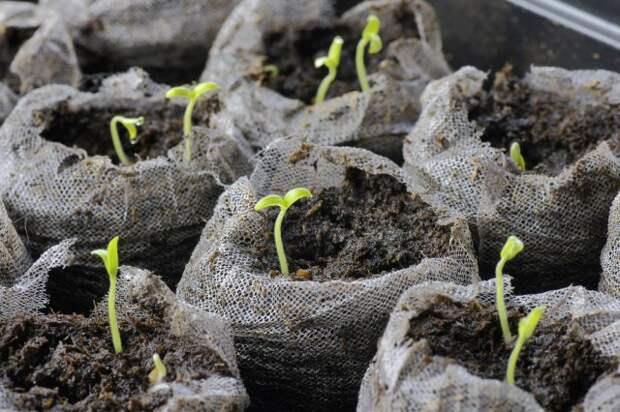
[202,0,450,160]
[358,279,620,411]
[0,200,30,284]
[177,137,478,410]
[404,66,620,291]
[601,193,620,298]
[0,68,253,280]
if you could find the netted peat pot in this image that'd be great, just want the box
[202,0,450,163]
[177,137,478,411]
[404,65,620,294]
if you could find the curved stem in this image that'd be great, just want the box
[183,99,196,163]
[496,257,513,344]
[506,336,524,384]
[356,38,370,92]
[315,67,336,104]
[110,118,131,166]
[274,208,289,276]
[108,276,123,354]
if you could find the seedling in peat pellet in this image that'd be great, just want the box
[496,235,524,344]
[356,14,382,92]
[255,187,312,276]
[149,353,168,385]
[510,142,526,172]
[314,36,344,104]
[166,81,220,163]
[109,116,144,167]
[506,305,545,384]
[91,236,123,354]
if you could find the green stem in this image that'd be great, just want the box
[183,98,196,163]
[274,208,289,276]
[315,68,336,104]
[496,257,513,344]
[506,336,524,384]
[108,276,123,354]
[110,118,131,166]
[356,38,370,92]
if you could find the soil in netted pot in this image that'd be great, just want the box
[257,167,453,281]
[261,2,419,103]
[468,65,620,176]
[407,294,617,411]
[0,296,231,411]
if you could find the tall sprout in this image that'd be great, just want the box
[109,116,144,166]
[314,36,344,104]
[356,14,382,92]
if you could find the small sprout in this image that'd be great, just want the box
[148,353,167,385]
[506,305,545,385]
[166,81,220,163]
[255,187,312,276]
[496,235,524,345]
[510,142,526,172]
[91,236,123,354]
[263,64,279,78]
[356,14,382,92]
[109,116,144,167]
[314,36,344,104]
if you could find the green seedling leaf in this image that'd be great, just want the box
[510,142,526,172]
[149,353,167,385]
[500,235,524,262]
[283,187,312,208]
[506,305,545,385]
[263,64,279,78]
[356,14,383,92]
[315,37,344,103]
[496,235,524,345]
[109,116,145,166]
[255,194,285,211]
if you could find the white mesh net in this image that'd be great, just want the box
[0,68,252,280]
[177,137,478,410]
[202,0,450,160]
[601,193,620,297]
[404,66,620,292]
[0,199,30,284]
[358,279,620,411]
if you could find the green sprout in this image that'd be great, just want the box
[496,235,524,345]
[91,236,122,354]
[263,64,279,78]
[148,353,168,385]
[356,14,382,92]
[506,305,545,385]
[510,142,526,172]
[314,36,344,104]
[166,81,220,163]
[109,116,144,167]
[254,187,312,276]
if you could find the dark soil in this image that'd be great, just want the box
[261,2,419,103]
[408,294,617,411]
[0,293,231,411]
[256,167,452,281]
[468,66,620,176]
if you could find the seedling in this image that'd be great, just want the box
[91,236,122,354]
[148,353,167,385]
[356,14,382,92]
[254,187,312,276]
[496,235,524,344]
[166,81,220,163]
[506,305,545,385]
[314,36,344,104]
[109,116,144,167]
[510,142,526,172]
[263,64,279,78]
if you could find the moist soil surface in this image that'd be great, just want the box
[256,167,452,281]
[261,2,419,103]
[467,66,620,176]
[0,293,231,411]
[408,294,617,411]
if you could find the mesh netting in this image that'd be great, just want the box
[0,200,30,284]
[0,68,252,280]
[177,137,478,410]
[404,66,620,292]
[201,0,450,161]
[601,193,620,297]
[358,279,620,411]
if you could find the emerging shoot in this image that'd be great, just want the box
[166,81,220,163]
[109,116,144,167]
[356,14,382,92]
[148,353,168,385]
[314,36,344,104]
[91,236,123,354]
[506,305,545,385]
[496,235,524,345]
[510,142,526,172]
[254,187,312,276]
[263,64,279,78]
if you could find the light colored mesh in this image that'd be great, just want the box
[0,82,16,124]
[202,0,450,155]
[358,279,620,411]
[90,266,249,411]
[404,66,620,281]
[177,137,478,408]
[0,238,75,321]
[601,193,620,297]
[0,200,30,284]
[0,68,252,278]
